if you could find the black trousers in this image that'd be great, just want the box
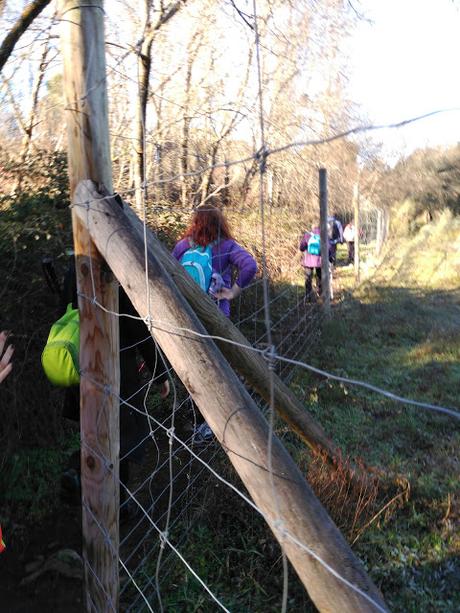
[329,242,337,265]
[305,266,322,296]
[347,241,355,264]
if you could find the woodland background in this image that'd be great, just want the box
[0,1,459,611]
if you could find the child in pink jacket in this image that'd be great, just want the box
[299,226,322,301]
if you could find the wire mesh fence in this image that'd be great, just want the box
[2,1,460,612]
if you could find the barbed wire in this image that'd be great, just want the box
[75,277,460,421]
[79,359,389,613]
[3,2,458,611]
[61,105,460,214]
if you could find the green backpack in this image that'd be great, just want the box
[41,304,80,387]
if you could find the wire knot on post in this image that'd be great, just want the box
[144,314,154,333]
[262,344,277,371]
[166,426,175,446]
[102,528,113,549]
[159,530,169,550]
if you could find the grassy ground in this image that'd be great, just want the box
[291,221,460,612]
[2,189,459,611]
[157,222,459,612]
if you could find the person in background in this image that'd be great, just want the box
[343,221,355,265]
[327,215,343,266]
[172,200,257,442]
[299,225,322,303]
[172,201,257,318]
[0,331,13,384]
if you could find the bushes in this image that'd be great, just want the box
[0,150,72,458]
[388,145,460,219]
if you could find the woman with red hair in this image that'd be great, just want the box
[172,202,257,444]
[172,202,257,318]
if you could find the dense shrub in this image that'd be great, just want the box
[0,150,72,458]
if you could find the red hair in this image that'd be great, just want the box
[183,203,233,246]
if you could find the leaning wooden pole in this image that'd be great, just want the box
[121,203,344,465]
[121,201,378,486]
[75,180,388,613]
[59,2,119,611]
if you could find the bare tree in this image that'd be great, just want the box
[132,0,187,210]
[0,0,52,72]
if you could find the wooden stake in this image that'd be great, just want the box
[121,198,377,488]
[74,180,388,613]
[123,204,339,457]
[59,2,119,610]
[319,168,331,316]
[353,181,360,283]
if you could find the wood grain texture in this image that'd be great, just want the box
[60,2,119,610]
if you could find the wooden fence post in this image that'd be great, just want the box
[319,168,331,316]
[120,199,377,488]
[59,1,120,611]
[376,209,382,255]
[353,181,360,283]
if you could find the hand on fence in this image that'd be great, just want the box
[0,331,14,384]
[213,284,242,301]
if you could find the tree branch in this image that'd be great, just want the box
[0,0,52,73]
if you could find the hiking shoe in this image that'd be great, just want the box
[193,422,214,445]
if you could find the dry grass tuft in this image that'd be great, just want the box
[306,449,410,542]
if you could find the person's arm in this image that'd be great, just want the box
[0,331,13,384]
[232,243,257,288]
[213,241,257,301]
[299,232,310,251]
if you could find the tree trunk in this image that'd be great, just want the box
[59,1,120,609]
[14,28,52,192]
[119,198,378,486]
[132,0,188,210]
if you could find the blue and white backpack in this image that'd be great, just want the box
[180,240,214,292]
[307,233,321,256]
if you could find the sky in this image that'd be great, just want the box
[348,0,460,159]
[2,0,459,165]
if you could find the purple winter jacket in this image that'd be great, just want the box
[172,237,257,317]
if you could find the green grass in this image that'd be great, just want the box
[291,227,460,612]
[0,432,80,525]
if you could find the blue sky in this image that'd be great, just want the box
[348,0,460,156]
